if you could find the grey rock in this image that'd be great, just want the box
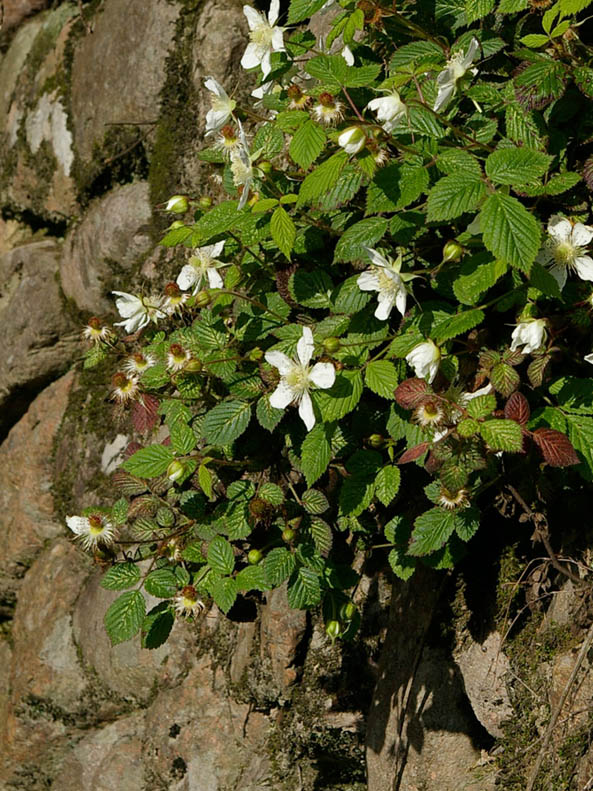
[70,0,181,164]
[0,16,45,126]
[59,181,154,314]
[0,240,79,436]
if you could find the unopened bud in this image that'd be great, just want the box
[185,359,203,372]
[340,602,356,621]
[258,160,273,174]
[198,196,213,210]
[165,195,188,214]
[326,620,341,640]
[249,347,264,361]
[169,220,185,230]
[248,549,263,565]
[282,528,295,542]
[338,126,366,155]
[367,433,385,449]
[323,337,340,354]
[194,290,211,308]
[167,460,185,482]
[442,240,463,263]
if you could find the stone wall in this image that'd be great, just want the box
[1,2,593,790]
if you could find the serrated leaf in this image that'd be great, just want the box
[479,418,523,451]
[297,151,349,207]
[287,566,322,608]
[198,462,213,498]
[259,482,284,505]
[527,354,551,388]
[388,548,416,580]
[480,192,541,273]
[466,394,497,419]
[203,400,251,446]
[432,309,485,343]
[191,200,240,245]
[101,562,141,591]
[289,269,334,309]
[104,590,146,646]
[532,428,580,467]
[485,147,551,186]
[142,604,174,649]
[301,422,333,486]
[409,508,457,556]
[122,445,174,478]
[394,378,430,409]
[375,465,401,506]
[263,547,297,586]
[144,569,178,598]
[170,421,196,455]
[235,565,270,592]
[302,488,329,514]
[271,206,296,260]
[207,536,235,576]
[256,395,285,432]
[454,508,480,541]
[491,362,520,397]
[365,360,399,400]
[427,175,486,223]
[309,517,333,556]
[398,442,430,464]
[287,0,328,23]
[564,414,593,475]
[131,394,160,434]
[453,254,508,306]
[253,124,284,158]
[498,0,529,12]
[334,217,388,263]
[212,577,238,614]
[289,120,326,169]
[314,370,363,421]
[466,0,495,20]
[505,392,530,424]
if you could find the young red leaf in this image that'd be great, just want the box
[398,442,430,465]
[131,394,160,434]
[532,429,580,467]
[394,378,430,409]
[124,441,142,459]
[504,392,530,425]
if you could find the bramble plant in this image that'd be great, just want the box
[70,0,593,648]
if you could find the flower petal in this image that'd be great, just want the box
[395,287,407,318]
[241,42,262,70]
[310,362,336,390]
[433,80,455,112]
[585,353,593,365]
[177,265,198,292]
[375,292,395,321]
[572,223,593,247]
[243,5,263,29]
[271,27,285,52]
[298,391,316,431]
[264,350,292,375]
[297,326,314,366]
[364,246,389,269]
[548,264,567,290]
[66,516,89,536]
[268,0,280,25]
[269,381,295,409]
[204,76,226,98]
[574,255,593,282]
[547,215,572,243]
[357,270,380,292]
[206,268,224,288]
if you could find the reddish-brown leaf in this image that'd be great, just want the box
[124,441,142,459]
[532,429,580,467]
[111,469,148,496]
[131,394,160,434]
[394,378,430,409]
[398,442,430,465]
[504,392,530,425]
[424,451,442,474]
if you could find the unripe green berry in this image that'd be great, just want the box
[368,433,385,449]
[442,240,463,263]
[248,549,263,565]
[198,196,213,209]
[325,620,341,640]
[323,337,341,354]
[282,528,295,542]
[194,290,211,308]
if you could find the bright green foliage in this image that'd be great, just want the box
[73,0,593,648]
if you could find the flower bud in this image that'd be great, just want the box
[167,460,185,482]
[258,160,273,174]
[185,359,203,372]
[442,240,463,263]
[338,126,366,155]
[248,549,263,565]
[282,527,295,542]
[367,433,385,448]
[169,220,185,230]
[165,195,189,214]
[194,290,211,308]
[340,602,357,621]
[325,620,341,640]
[198,196,213,210]
[323,337,341,354]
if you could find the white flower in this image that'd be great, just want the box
[174,586,205,618]
[230,121,254,210]
[367,91,406,133]
[357,247,407,320]
[312,94,344,125]
[338,126,366,155]
[459,382,494,406]
[66,514,117,551]
[167,343,191,372]
[204,76,236,136]
[341,44,354,66]
[585,353,593,365]
[433,37,479,113]
[537,214,593,290]
[123,352,156,375]
[177,241,226,294]
[265,326,335,431]
[241,0,285,79]
[510,319,547,354]
[406,340,441,384]
[112,291,166,334]
[110,372,140,403]
[82,317,114,344]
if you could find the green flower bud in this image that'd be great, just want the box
[169,220,185,230]
[249,347,264,361]
[323,337,341,354]
[185,359,203,372]
[258,160,273,174]
[248,549,263,565]
[165,195,189,214]
[282,528,295,542]
[194,290,211,308]
[340,602,357,621]
[198,196,213,209]
[442,240,463,263]
[325,620,341,640]
[368,433,385,449]
[167,460,185,482]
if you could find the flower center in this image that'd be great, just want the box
[231,157,252,185]
[553,240,578,267]
[250,22,274,47]
[376,267,397,294]
[88,515,104,535]
[285,365,310,393]
[449,54,467,81]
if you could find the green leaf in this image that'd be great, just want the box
[191,200,240,244]
[498,0,529,12]
[203,400,251,446]
[111,497,128,525]
[466,394,497,419]
[287,567,322,608]
[520,33,549,48]
[253,124,284,158]
[437,149,482,178]
[122,445,174,478]
[485,147,552,186]
[564,414,593,475]
[142,604,174,649]
[365,360,399,399]
[560,0,593,12]
[258,482,284,505]
[287,0,328,23]
[144,569,178,598]
[314,370,363,421]
[334,217,389,263]
[427,174,486,223]
[301,422,333,486]
[466,0,494,20]
[297,151,349,207]
[101,562,141,591]
[289,121,326,169]
[491,362,520,397]
[454,508,480,541]
[453,254,508,306]
[388,548,417,581]
[104,590,146,646]
[432,309,485,343]
[409,509,457,556]
[522,172,581,198]
[375,465,401,506]
[317,166,363,210]
[256,395,284,431]
[207,536,235,576]
[211,577,238,614]
[302,488,329,514]
[271,206,296,260]
[235,565,270,592]
[309,517,333,555]
[263,547,297,586]
[480,192,541,274]
[331,275,371,314]
[479,418,523,451]
[289,269,333,309]
[170,421,196,455]
[198,462,213,498]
